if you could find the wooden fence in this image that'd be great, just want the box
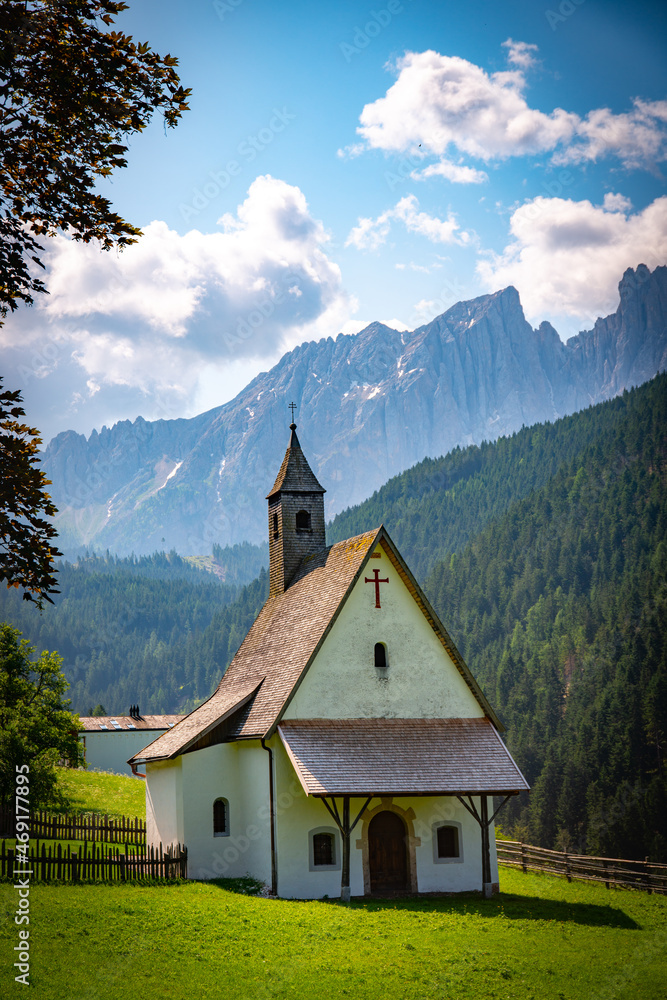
[496,839,667,894]
[0,806,146,845]
[1,840,186,882]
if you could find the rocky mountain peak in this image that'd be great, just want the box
[43,265,667,557]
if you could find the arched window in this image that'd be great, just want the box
[273,512,279,539]
[295,509,311,532]
[213,797,229,837]
[374,642,387,669]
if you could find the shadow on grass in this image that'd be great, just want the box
[202,878,640,929]
[348,891,640,929]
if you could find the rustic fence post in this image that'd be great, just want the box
[565,852,571,883]
[603,859,609,890]
[521,842,527,874]
[644,857,652,894]
[71,851,78,883]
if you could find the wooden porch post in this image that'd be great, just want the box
[457,793,512,899]
[321,795,372,902]
[341,796,351,903]
[481,795,492,898]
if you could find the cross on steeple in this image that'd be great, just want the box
[288,401,297,425]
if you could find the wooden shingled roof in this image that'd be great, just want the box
[130,529,379,763]
[130,524,502,765]
[278,718,529,796]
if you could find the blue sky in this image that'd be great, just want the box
[3,0,667,438]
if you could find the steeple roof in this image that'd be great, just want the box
[266,423,325,499]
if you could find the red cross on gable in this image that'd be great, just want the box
[364,567,389,608]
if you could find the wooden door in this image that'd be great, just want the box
[368,810,408,892]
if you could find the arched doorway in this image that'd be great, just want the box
[368,810,408,892]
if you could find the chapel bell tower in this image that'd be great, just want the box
[266,416,326,597]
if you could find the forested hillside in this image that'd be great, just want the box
[424,374,667,861]
[328,388,650,582]
[0,554,268,717]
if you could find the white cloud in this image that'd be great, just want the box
[477,194,667,324]
[2,176,351,437]
[353,48,667,178]
[554,99,667,170]
[395,262,434,274]
[346,195,467,250]
[502,38,539,70]
[411,158,488,185]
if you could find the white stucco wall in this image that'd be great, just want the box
[81,730,168,776]
[164,741,272,884]
[411,795,497,893]
[285,545,484,721]
[146,758,183,849]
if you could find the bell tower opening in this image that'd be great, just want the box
[266,416,326,596]
[295,510,311,533]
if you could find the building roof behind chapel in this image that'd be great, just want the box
[130,525,501,765]
[79,714,183,732]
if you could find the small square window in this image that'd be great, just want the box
[309,827,340,871]
[432,820,464,864]
[313,832,334,866]
[437,825,459,858]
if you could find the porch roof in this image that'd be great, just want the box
[278,718,530,797]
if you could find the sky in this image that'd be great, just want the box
[3,0,667,441]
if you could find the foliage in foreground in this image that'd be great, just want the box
[0,0,190,317]
[0,382,61,605]
[0,624,82,807]
[0,868,665,999]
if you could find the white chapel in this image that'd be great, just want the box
[130,421,528,899]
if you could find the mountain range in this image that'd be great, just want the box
[42,263,667,556]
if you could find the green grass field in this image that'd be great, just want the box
[55,767,146,819]
[2,868,666,999]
